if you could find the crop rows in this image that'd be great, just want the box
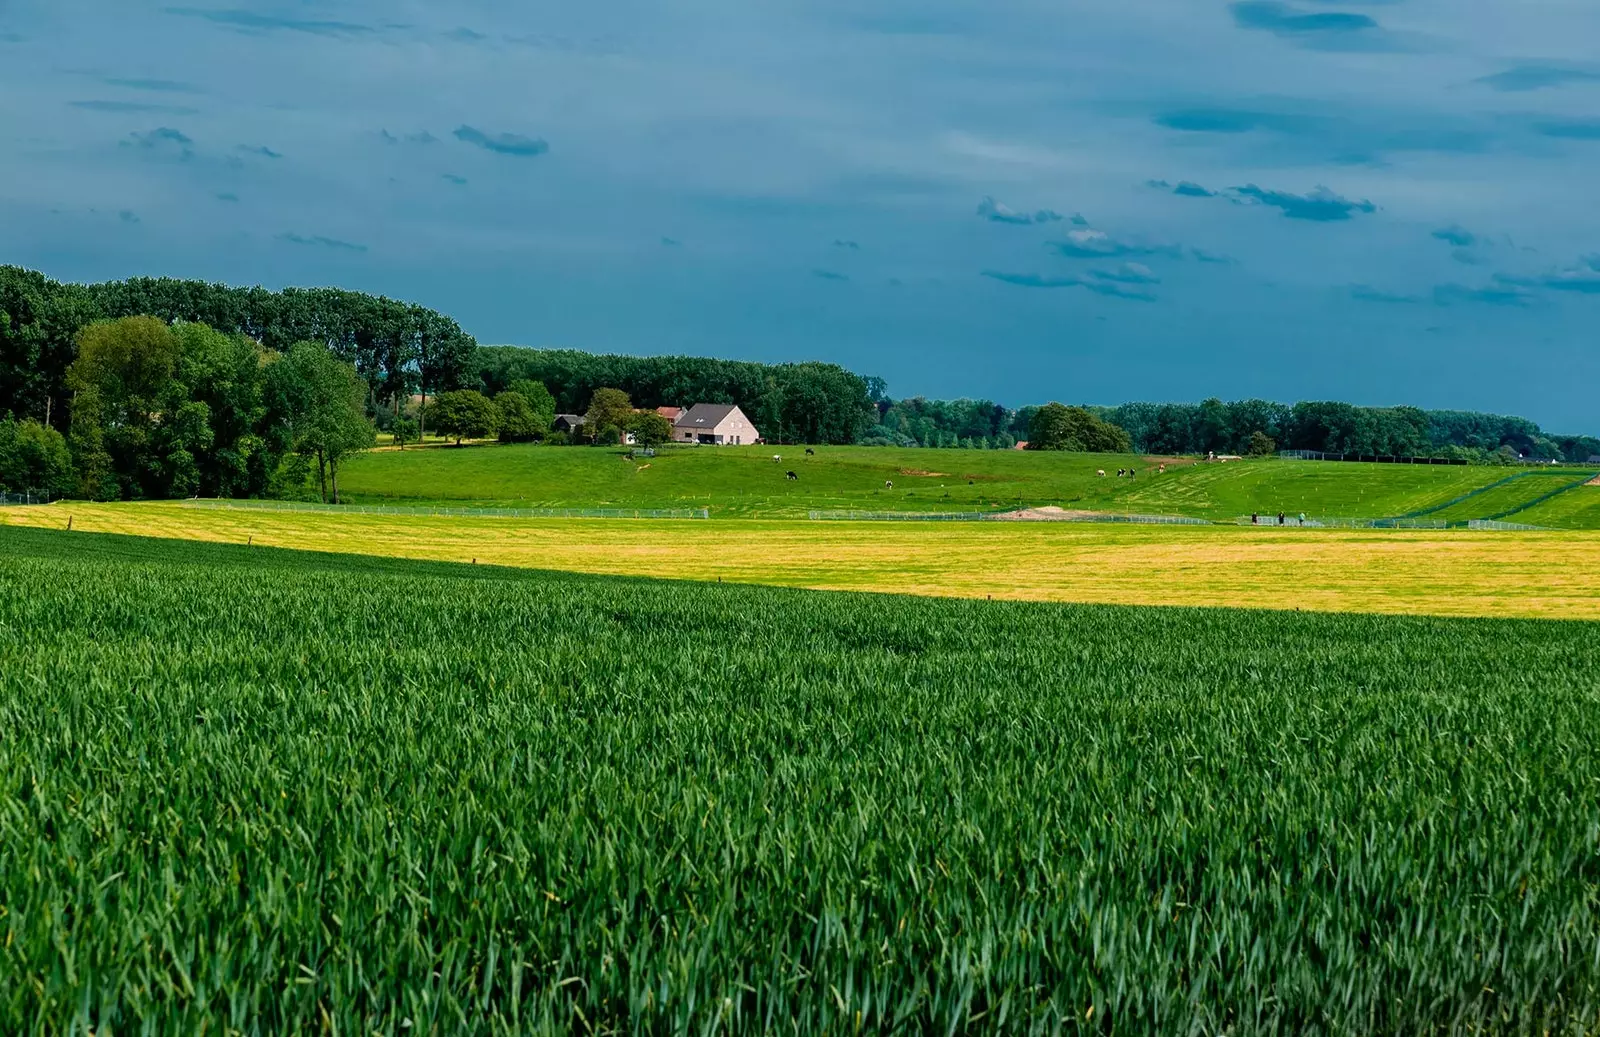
[3,526,1600,1034]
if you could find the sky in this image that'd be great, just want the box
[2,1,1599,430]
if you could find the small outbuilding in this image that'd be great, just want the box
[553,413,587,434]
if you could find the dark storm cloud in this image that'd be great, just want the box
[453,125,550,156]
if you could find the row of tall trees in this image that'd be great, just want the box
[1,266,476,438]
[864,392,1597,462]
[1093,399,1598,462]
[472,347,876,446]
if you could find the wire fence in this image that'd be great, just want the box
[807,510,993,522]
[0,491,58,506]
[1235,516,1449,529]
[808,510,1213,526]
[1278,450,1471,465]
[1466,519,1551,532]
[181,499,711,520]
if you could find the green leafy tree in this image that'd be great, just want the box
[508,379,557,433]
[0,417,75,498]
[390,416,418,450]
[266,342,374,502]
[1026,403,1131,453]
[585,388,634,446]
[430,389,498,445]
[628,410,674,447]
[66,316,181,499]
[1247,431,1277,457]
[494,392,543,443]
[170,322,267,498]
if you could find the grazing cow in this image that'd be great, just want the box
[885,480,894,489]
[1158,464,1166,474]
[1097,469,1106,477]
[786,470,799,481]
[1117,468,1125,477]
[773,454,782,463]
[805,448,816,456]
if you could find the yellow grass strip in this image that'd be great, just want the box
[8,502,1600,620]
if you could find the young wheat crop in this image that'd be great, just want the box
[3,526,1599,1033]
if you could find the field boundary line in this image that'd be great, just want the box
[180,499,712,520]
[1233,516,1448,529]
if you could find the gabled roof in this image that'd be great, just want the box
[674,403,740,428]
[554,413,586,425]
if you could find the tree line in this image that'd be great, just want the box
[867,393,1599,462]
[473,347,877,446]
[0,267,884,498]
[3,314,378,502]
[1,265,476,437]
[3,264,1594,499]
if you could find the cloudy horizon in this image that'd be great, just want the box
[3,1,1598,430]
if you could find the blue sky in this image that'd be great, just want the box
[3,1,1599,429]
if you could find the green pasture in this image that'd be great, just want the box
[1425,470,1598,523]
[1520,483,1600,528]
[332,443,1593,522]
[5,525,1600,1032]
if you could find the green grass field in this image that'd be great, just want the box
[1424,471,1598,523]
[6,525,1600,1032]
[334,443,1598,524]
[1520,483,1600,528]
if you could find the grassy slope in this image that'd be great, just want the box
[1520,484,1600,528]
[8,502,1600,618]
[335,443,1541,521]
[1425,470,1600,523]
[5,525,1600,1032]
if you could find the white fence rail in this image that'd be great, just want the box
[0,491,58,506]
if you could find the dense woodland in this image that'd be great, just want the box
[1,265,1594,500]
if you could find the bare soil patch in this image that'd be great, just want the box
[991,506,1109,522]
[1587,474,1600,487]
[897,468,949,477]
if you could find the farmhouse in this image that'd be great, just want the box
[655,406,684,423]
[553,414,587,434]
[674,403,760,445]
